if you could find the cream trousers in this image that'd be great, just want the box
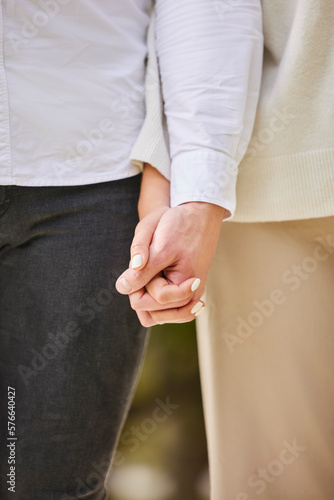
[196,216,334,500]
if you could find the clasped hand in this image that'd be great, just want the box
[115,201,225,327]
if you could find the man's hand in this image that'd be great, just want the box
[116,201,226,326]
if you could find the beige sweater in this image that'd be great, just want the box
[131,1,334,223]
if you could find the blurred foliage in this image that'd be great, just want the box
[108,320,209,500]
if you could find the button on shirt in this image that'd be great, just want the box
[0,0,263,216]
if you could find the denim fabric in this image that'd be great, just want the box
[0,175,148,499]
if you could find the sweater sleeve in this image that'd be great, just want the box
[154,0,263,219]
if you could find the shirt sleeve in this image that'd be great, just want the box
[154,0,263,219]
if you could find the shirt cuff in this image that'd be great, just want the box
[170,150,237,221]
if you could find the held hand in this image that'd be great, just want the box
[116,201,226,326]
[117,205,205,326]
[129,272,204,327]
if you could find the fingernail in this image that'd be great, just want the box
[131,254,142,269]
[195,306,205,317]
[116,278,132,293]
[191,278,201,292]
[191,301,203,315]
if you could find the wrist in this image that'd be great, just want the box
[138,163,170,219]
[179,201,227,223]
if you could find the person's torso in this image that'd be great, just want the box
[246,0,334,161]
[0,0,152,186]
[234,0,334,222]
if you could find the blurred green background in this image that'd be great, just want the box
[107,321,209,500]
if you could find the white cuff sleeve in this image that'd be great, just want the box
[155,0,263,219]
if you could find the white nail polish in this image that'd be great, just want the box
[191,278,201,292]
[131,254,142,269]
[191,301,203,315]
[195,306,205,317]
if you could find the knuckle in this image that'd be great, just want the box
[129,297,139,310]
[178,298,192,308]
[155,289,168,305]
[131,243,143,255]
[134,220,144,235]
[178,309,193,323]
[180,289,190,301]
[138,313,151,328]
[148,311,161,326]
[129,272,145,288]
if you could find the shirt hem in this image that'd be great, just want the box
[0,168,142,188]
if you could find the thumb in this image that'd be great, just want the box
[116,208,168,295]
[116,255,167,296]
[130,207,169,270]
[129,213,157,271]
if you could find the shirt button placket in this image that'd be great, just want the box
[0,0,12,182]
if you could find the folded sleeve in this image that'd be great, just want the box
[154,0,263,219]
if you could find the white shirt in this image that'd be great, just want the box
[0,0,263,217]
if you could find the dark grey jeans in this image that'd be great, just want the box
[0,175,148,499]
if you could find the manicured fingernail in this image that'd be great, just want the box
[191,301,203,315]
[131,254,142,269]
[116,278,132,293]
[191,278,201,292]
[195,306,205,317]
